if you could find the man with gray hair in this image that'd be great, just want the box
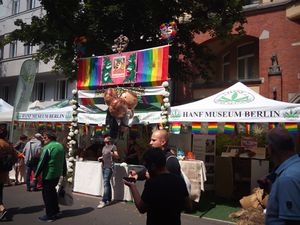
[23,133,42,192]
[265,127,300,225]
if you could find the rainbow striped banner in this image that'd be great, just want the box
[77,45,169,89]
[245,123,253,135]
[46,122,52,130]
[191,122,201,134]
[38,122,45,129]
[224,122,235,134]
[171,122,181,134]
[95,125,102,136]
[268,122,279,130]
[285,123,298,134]
[55,123,63,131]
[208,122,218,135]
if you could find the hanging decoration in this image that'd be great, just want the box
[55,122,63,131]
[208,122,218,135]
[268,122,279,129]
[171,122,181,134]
[245,123,254,135]
[160,21,177,42]
[191,122,201,134]
[77,45,169,89]
[160,81,170,130]
[285,123,298,134]
[224,122,235,134]
[66,89,79,184]
[111,34,129,54]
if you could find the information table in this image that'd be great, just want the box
[179,160,206,202]
[73,161,144,201]
[73,160,206,202]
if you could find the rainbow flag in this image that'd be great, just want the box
[285,123,298,134]
[95,125,102,136]
[38,122,45,129]
[46,122,52,130]
[136,46,169,87]
[208,122,218,135]
[268,122,279,129]
[191,122,201,134]
[77,45,169,89]
[55,123,63,131]
[171,122,181,134]
[224,123,235,134]
[245,123,253,135]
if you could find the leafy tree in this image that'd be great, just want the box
[1,0,246,82]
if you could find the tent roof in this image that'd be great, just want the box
[170,82,300,123]
[0,98,13,122]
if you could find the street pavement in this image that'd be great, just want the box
[2,184,235,225]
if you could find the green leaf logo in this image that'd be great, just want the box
[170,110,181,118]
[214,90,254,105]
[283,110,299,118]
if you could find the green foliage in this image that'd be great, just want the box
[1,0,246,81]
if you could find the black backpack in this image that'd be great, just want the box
[0,153,17,171]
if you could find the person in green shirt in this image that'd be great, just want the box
[33,131,66,222]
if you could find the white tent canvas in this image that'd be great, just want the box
[170,82,300,123]
[0,98,13,122]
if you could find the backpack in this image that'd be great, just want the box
[0,153,17,171]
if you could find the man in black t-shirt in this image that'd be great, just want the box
[124,149,191,225]
[129,129,181,179]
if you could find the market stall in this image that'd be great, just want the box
[0,98,13,122]
[168,82,300,197]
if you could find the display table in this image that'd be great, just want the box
[73,161,144,201]
[179,160,206,202]
[73,160,206,202]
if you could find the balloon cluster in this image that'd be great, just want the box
[66,89,79,183]
[104,88,138,120]
[160,21,177,41]
[160,81,171,130]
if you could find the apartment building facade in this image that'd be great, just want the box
[0,0,75,107]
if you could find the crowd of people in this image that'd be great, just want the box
[0,125,299,224]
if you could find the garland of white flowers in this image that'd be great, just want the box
[66,89,79,183]
[160,81,170,130]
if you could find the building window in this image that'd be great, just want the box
[243,0,259,5]
[31,82,45,101]
[27,0,36,10]
[222,52,231,81]
[237,42,256,80]
[56,79,68,100]
[0,46,3,60]
[0,86,10,103]
[24,44,33,55]
[12,0,20,15]
[9,41,17,58]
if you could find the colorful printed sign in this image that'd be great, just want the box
[77,45,169,89]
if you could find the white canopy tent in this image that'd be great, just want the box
[0,98,13,122]
[17,100,74,122]
[170,82,300,123]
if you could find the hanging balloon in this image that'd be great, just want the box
[104,88,118,106]
[109,98,128,119]
[160,21,177,41]
[119,91,138,110]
